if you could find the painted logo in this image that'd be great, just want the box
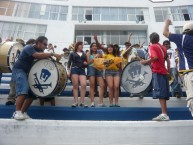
[126,64,148,88]
[32,69,52,94]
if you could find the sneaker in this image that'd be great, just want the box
[97,103,106,107]
[91,102,95,107]
[109,104,114,107]
[114,104,120,107]
[71,103,78,108]
[152,114,170,121]
[5,101,15,106]
[23,112,32,119]
[12,111,25,120]
[79,103,88,108]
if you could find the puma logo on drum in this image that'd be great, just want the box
[32,69,52,94]
[126,64,148,88]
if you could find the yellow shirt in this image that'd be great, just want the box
[103,54,119,71]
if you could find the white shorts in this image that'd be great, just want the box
[184,72,193,116]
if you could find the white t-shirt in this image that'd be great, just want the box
[166,48,177,68]
[44,48,54,53]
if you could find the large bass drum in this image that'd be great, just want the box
[121,60,152,96]
[28,59,67,97]
[0,42,23,73]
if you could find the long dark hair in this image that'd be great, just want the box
[106,44,116,56]
[90,42,97,55]
[74,41,83,52]
[113,44,120,56]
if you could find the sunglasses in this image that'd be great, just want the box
[163,43,169,46]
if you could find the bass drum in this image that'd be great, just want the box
[121,60,152,96]
[0,42,23,73]
[28,59,67,97]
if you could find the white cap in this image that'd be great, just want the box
[183,22,193,33]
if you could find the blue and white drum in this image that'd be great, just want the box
[0,42,23,73]
[28,59,67,97]
[121,60,152,96]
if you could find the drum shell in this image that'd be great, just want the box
[28,59,67,98]
[51,62,67,96]
[121,60,152,96]
[0,42,23,73]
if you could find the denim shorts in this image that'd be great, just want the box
[71,67,86,76]
[105,70,120,77]
[87,66,103,77]
[12,69,36,99]
[152,73,170,100]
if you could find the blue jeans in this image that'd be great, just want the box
[71,67,86,76]
[170,68,183,97]
[87,66,102,77]
[152,73,170,100]
[12,68,36,99]
[105,70,120,77]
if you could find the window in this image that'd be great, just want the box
[170,7,183,21]
[28,3,41,18]
[15,3,30,18]
[85,9,92,21]
[181,7,190,21]
[49,5,59,20]
[59,6,68,21]
[0,1,68,21]
[171,6,193,21]
[101,8,110,21]
[84,37,91,45]
[93,8,101,21]
[119,8,127,21]
[0,1,16,16]
[0,22,47,41]
[75,30,147,45]
[154,7,170,22]
[72,7,149,23]
[189,6,193,20]
[175,27,183,34]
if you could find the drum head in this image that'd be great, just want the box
[121,60,152,96]
[28,59,64,97]
[0,42,23,72]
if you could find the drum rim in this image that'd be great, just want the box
[28,59,61,97]
[51,62,67,96]
[7,43,14,72]
[121,60,152,96]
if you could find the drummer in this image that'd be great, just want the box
[12,36,61,120]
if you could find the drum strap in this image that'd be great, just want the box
[156,44,166,60]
